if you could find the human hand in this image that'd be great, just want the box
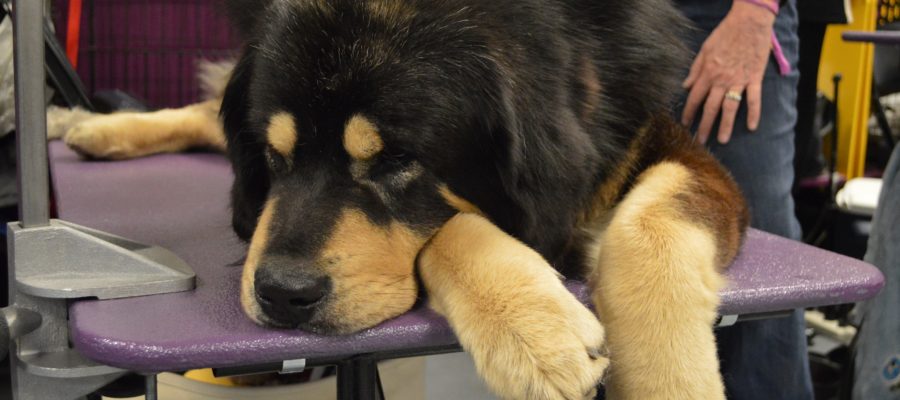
[681,1,777,144]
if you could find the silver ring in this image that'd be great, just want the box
[725,90,743,102]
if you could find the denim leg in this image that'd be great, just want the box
[672,1,813,399]
[852,143,900,399]
[706,62,813,400]
[704,60,803,242]
[716,311,812,400]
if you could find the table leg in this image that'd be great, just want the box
[337,358,384,400]
[144,374,158,400]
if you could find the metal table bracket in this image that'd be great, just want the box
[9,220,194,300]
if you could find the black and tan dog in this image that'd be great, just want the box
[59,0,749,398]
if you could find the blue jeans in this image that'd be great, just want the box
[853,143,900,399]
[674,1,814,399]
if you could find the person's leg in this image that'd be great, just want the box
[852,143,900,400]
[673,1,813,399]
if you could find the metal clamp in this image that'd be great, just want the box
[716,314,739,328]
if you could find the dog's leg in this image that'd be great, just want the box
[419,213,608,400]
[589,159,744,400]
[64,99,224,160]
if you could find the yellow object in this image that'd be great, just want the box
[818,0,879,179]
[183,369,238,387]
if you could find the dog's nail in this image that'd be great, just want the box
[588,343,610,360]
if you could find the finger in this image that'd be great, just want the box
[746,82,763,131]
[717,88,743,144]
[681,78,712,127]
[682,52,705,89]
[696,86,725,144]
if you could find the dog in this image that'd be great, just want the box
[57,0,749,398]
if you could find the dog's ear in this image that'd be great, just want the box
[415,72,600,263]
[221,46,269,241]
[224,0,273,38]
[491,87,600,262]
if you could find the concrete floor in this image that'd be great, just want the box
[425,353,497,400]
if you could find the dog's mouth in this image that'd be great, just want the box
[254,311,341,335]
[252,292,342,334]
[253,300,412,336]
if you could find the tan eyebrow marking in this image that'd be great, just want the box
[266,112,298,158]
[343,115,384,160]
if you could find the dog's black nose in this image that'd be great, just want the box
[254,265,331,326]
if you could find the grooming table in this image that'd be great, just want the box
[49,142,884,398]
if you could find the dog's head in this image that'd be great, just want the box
[222,0,619,334]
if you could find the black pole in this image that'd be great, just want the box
[829,73,842,202]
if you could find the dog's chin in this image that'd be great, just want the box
[250,312,379,336]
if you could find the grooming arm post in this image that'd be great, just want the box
[4,2,196,399]
[13,0,50,228]
[7,4,121,399]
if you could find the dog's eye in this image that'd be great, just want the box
[264,146,289,174]
[369,151,413,177]
[368,154,423,192]
[384,150,411,166]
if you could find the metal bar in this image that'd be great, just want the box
[213,344,463,378]
[842,30,900,45]
[44,20,94,109]
[13,0,51,227]
[736,310,793,323]
[212,361,283,378]
[715,310,793,328]
[144,374,157,400]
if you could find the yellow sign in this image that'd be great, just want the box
[818,0,879,178]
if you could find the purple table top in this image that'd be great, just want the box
[49,142,885,373]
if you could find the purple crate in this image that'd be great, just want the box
[53,0,240,109]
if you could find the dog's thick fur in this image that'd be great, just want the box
[57,1,749,398]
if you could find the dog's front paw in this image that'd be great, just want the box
[46,106,95,141]
[64,118,138,160]
[469,292,609,400]
[419,213,608,400]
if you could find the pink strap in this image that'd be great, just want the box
[771,32,791,76]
